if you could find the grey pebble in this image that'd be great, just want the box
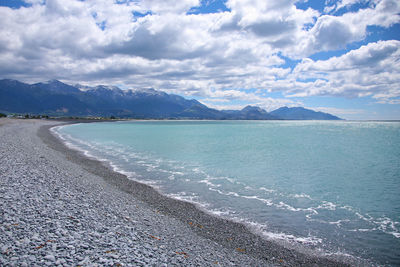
[44,254,56,261]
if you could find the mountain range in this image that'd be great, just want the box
[0,79,341,120]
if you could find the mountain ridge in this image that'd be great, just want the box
[0,79,342,120]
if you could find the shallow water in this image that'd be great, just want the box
[54,120,400,266]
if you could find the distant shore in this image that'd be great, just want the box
[0,118,350,266]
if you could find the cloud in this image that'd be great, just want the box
[245,19,297,37]
[23,0,45,4]
[324,0,369,13]
[0,0,399,117]
[225,0,296,13]
[294,40,400,73]
[135,0,201,14]
[104,13,219,60]
[290,0,400,57]
[309,15,357,50]
[312,106,366,116]
[289,40,400,102]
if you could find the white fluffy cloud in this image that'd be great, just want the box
[292,0,400,57]
[0,0,399,114]
[324,0,369,13]
[136,0,200,14]
[288,40,400,102]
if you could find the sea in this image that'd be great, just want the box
[53,120,400,266]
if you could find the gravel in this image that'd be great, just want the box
[0,119,349,266]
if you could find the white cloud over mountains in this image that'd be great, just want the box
[290,40,400,100]
[0,0,399,114]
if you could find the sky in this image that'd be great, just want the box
[0,0,399,119]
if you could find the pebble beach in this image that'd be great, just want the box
[0,119,348,266]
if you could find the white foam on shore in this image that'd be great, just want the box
[162,191,326,248]
[259,187,276,193]
[52,126,110,163]
[291,193,313,199]
[227,217,324,247]
[198,179,221,187]
[261,230,322,245]
[166,192,211,210]
[194,175,400,240]
[52,125,163,189]
[241,195,274,205]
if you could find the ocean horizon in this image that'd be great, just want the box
[54,120,400,266]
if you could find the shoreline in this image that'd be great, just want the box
[1,118,269,266]
[40,120,352,266]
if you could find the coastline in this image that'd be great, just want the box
[1,118,351,266]
[42,120,354,266]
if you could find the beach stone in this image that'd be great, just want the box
[44,254,56,261]
[1,246,9,254]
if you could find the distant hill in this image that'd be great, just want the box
[223,105,278,120]
[270,106,341,120]
[0,79,341,120]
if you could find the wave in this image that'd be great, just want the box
[195,178,400,240]
[51,125,110,163]
[291,193,312,199]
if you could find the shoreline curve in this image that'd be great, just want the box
[40,120,351,266]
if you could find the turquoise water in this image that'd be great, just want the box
[54,121,400,265]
